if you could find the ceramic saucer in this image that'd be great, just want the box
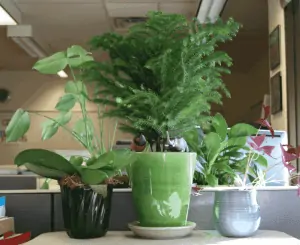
[128,221,196,239]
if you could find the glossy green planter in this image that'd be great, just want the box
[130,152,196,227]
[60,184,113,239]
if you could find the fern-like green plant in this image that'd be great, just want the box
[81,11,240,151]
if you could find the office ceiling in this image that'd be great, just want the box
[0,0,268,71]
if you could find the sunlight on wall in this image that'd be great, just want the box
[268,0,287,131]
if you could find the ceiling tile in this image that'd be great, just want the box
[159,2,198,17]
[16,3,107,25]
[14,0,103,3]
[31,23,110,51]
[106,3,158,17]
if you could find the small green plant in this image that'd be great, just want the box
[185,113,268,187]
[81,11,240,151]
[5,45,135,186]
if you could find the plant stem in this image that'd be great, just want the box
[242,126,262,187]
[70,68,92,153]
[32,112,89,151]
[110,120,118,151]
[97,104,106,154]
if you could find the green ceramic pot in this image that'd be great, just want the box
[130,152,196,227]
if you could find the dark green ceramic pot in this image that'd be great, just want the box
[60,184,113,239]
[130,152,196,227]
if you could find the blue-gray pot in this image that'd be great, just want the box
[213,189,261,237]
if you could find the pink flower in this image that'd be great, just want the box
[280,144,297,172]
[256,105,274,138]
[249,134,275,157]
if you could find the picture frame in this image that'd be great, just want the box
[269,25,281,70]
[270,72,282,115]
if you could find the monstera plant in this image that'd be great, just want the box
[5,45,135,239]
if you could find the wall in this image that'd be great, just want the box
[0,71,131,165]
[268,0,287,131]
[214,32,270,126]
[221,53,270,126]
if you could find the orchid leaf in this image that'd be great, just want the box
[69,156,84,166]
[14,149,78,179]
[80,168,109,185]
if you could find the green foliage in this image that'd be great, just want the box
[14,149,136,185]
[81,11,240,147]
[5,45,135,185]
[185,113,267,187]
[6,109,30,142]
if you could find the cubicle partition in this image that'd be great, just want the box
[1,188,300,239]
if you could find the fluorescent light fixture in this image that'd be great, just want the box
[11,37,46,58]
[0,5,17,25]
[7,25,68,78]
[197,0,227,23]
[57,70,68,78]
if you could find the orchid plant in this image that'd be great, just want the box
[241,105,300,194]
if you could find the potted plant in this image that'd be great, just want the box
[196,105,299,238]
[81,11,240,230]
[186,113,268,187]
[5,45,135,239]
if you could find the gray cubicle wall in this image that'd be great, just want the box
[2,189,300,239]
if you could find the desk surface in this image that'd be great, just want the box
[26,230,300,245]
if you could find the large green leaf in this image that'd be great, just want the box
[80,168,109,185]
[228,123,257,138]
[65,81,88,104]
[33,52,68,74]
[67,45,94,68]
[86,152,114,169]
[87,150,136,171]
[24,163,66,179]
[206,174,218,187]
[255,154,268,168]
[212,113,228,141]
[227,136,247,147]
[55,94,77,112]
[40,112,72,140]
[68,56,94,68]
[183,128,201,153]
[67,45,89,57]
[56,111,72,125]
[69,156,84,166]
[213,161,234,174]
[5,109,30,142]
[41,121,59,140]
[14,149,78,178]
[113,149,137,170]
[204,132,221,163]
